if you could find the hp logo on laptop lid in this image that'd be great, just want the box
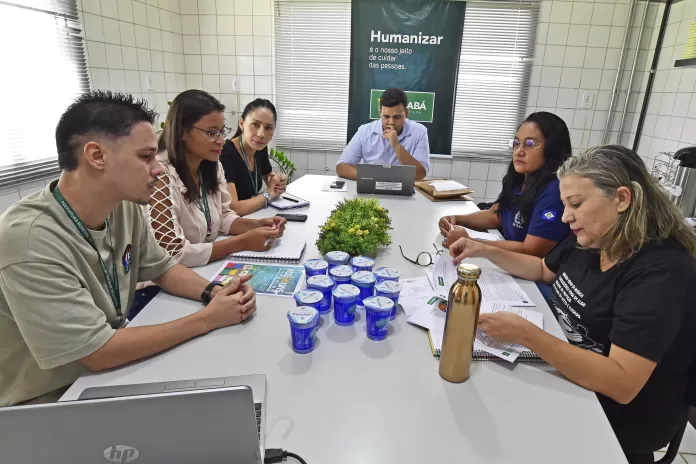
[104,445,140,463]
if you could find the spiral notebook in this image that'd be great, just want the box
[428,330,545,363]
[230,233,306,262]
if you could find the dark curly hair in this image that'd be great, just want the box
[495,112,572,224]
[55,90,157,171]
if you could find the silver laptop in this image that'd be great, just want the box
[0,375,266,464]
[356,163,416,196]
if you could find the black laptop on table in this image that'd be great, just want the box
[356,163,416,196]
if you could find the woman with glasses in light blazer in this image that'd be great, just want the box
[146,90,286,268]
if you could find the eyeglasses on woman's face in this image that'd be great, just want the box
[192,126,232,142]
[508,138,544,152]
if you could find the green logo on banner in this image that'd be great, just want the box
[369,89,435,123]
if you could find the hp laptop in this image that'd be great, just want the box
[356,163,416,196]
[0,375,266,464]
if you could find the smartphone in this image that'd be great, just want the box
[330,180,345,189]
[275,213,307,222]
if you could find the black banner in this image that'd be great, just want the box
[347,0,466,155]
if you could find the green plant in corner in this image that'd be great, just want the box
[156,101,172,134]
[269,147,296,181]
[316,198,392,257]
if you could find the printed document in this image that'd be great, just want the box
[478,269,535,307]
[399,276,438,316]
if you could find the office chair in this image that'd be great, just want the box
[655,408,690,464]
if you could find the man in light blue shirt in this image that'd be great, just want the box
[336,88,430,180]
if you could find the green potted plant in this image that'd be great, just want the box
[316,198,393,257]
[269,147,297,181]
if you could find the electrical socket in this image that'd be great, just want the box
[144,73,154,91]
[580,92,594,109]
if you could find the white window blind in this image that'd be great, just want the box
[0,0,88,187]
[451,1,539,157]
[274,0,351,151]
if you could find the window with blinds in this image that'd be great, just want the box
[452,1,538,157]
[0,0,88,187]
[273,0,351,152]
[273,0,538,157]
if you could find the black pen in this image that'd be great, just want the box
[283,196,299,203]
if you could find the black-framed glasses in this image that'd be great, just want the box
[508,138,544,152]
[192,126,232,141]
[400,243,445,267]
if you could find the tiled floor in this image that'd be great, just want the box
[653,423,696,463]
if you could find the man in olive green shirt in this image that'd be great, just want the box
[0,91,257,406]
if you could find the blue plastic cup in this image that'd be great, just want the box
[363,296,394,341]
[374,267,401,282]
[303,259,329,277]
[293,290,323,311]
[375,280,403,320]
[351,271,376,310]
[325,251,350,271]
[329,264,354,285]
[351,256,375,272]
[287,307,320,354]
[306,274,335,313]
[332,284,360,326]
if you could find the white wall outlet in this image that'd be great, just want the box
[144,73,154,91]
[231,77,239,92]
[580,92,595,109]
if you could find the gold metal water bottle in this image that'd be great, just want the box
[439,263,482,383]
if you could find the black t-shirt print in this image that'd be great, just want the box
[220,139,273,201]
[544,236,696,454]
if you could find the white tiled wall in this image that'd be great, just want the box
[528,0,664,153]
[79,0,186,126]
[634,0,696,172]
[177,0,274,132]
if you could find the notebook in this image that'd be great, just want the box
[230,230,306,262]
[268,193,310,210]
[428,330,545,363]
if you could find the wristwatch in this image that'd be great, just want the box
[201,282,223,304]
[262,191,271,207]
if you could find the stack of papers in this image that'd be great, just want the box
[461,227,501,241]
[430,180,468,192]
[409,300,544,363]
[431,254,534,307]
[398,276,439,316]
[474,302,543,362]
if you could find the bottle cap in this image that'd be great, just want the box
[457,263,481,279]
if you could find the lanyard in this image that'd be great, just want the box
[238,136,259,196]
[53,186,123,326]
[196,169,212,241]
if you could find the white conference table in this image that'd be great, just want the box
[62,175,627,464]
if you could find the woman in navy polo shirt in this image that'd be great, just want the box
[439,112,572,258]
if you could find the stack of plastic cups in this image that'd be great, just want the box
[374,267,401,283]
[293,290,323,311]
[329,264,354,285]
[303,259,328,277]
[325,251,350,271]
[306,274,335,314]
[332,284,360,326]
[351,256,375,272]
[363,296,394,341]
[287,307,319,354]
[374,280,402,320]
[351,271,376,310]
